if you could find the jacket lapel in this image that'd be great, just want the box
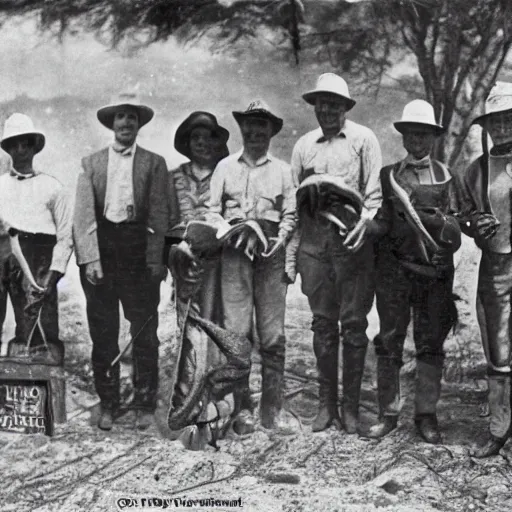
[133,146,149,215]
[92,148,109,209]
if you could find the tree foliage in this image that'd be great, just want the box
[1,0,511,167]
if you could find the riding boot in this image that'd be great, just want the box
[472,374,511,458]
[312,329,342,432]
[367,356,400,438]
[260,360,284,429]
[342,344,367,434]
[414,361,443,444]
[232,376,255,435]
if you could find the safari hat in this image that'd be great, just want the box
[1,113,45,154]
[302,73,356,110]
[394,100,445,135]
[232,99,283,136]
[97,91,154,130]
[473,81,512,125]
[174,111,230,159]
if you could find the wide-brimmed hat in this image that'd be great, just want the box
[1,113,45,154]
[394,100,445,135]
[174,111,230,159]
[232,99,283,136]
[302,73,356,110]
[97,91,154,130]
[473,81,512,125]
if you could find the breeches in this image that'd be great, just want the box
[477,251,512,373]
[221,246,287,370]
[297,226,375,348]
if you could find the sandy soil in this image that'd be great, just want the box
[0,235,511,512]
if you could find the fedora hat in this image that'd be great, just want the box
[1,113,45,154]
[302,73,356,110]
[394,100,445,135]
[473,81,512,125]
[232,99,283,136]
[174,111,230,159]
[97,91,154,130]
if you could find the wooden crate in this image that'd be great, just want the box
[0,359,66,436]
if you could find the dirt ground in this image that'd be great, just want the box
[1,235,511,512]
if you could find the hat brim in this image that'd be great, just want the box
[232,111,283,136]
[394,121,445,135]
[302,91,356,111]
[0,132,45,154]
[472,107,512,126]
[174,113,230,158]
[97,103,154,130]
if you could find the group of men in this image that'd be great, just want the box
[0,73,511,458]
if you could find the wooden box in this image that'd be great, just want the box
[0,359,66,436]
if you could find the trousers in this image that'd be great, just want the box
[0,233,61,355]
[80,221,160,411]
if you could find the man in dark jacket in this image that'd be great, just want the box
[367,100,461,444]
[73,92,169,431]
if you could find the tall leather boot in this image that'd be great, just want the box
[414,361,443,444]
[342,344,367,434]
[367,356,399,438]
[232,377,255,435]
[472,374,511,458]
[312,330,342,432]
[260,360,284,429]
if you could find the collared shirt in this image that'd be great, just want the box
[0,171,73,274]
[394,155,441,191]
[207,149,296,240]
[291,120,382,219]
[172,161,213,224]
[104,142,136,223]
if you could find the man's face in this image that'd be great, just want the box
[402,125,437,159]
[5,135,36,172]
[113,107,139,146]
[189,126,214,166]
[314,93,348,134]
[486,110,512,147]
[240,117,273,160]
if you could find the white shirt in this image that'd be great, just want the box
[291,120,382,219]
[0,171,73,274]
[207,150,296,240]
[104,143,136,223]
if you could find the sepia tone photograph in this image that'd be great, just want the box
[0,0,511,510]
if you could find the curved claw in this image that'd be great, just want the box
[9,233,45,292]
[261,237,284,258]
[318,211,348,235]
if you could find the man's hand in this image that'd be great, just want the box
[474,213,500,240]
[148,263,167,283]
[343,218,369,252]
[42,270,63,297]
[85,260,104,285]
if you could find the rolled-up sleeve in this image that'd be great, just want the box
[50,186,73,274]
[360,130,383,220]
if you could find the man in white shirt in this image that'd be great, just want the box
[291,73,382,434]
[0,113,73,363]
[207,100,296,433]
[73,93,169,431]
